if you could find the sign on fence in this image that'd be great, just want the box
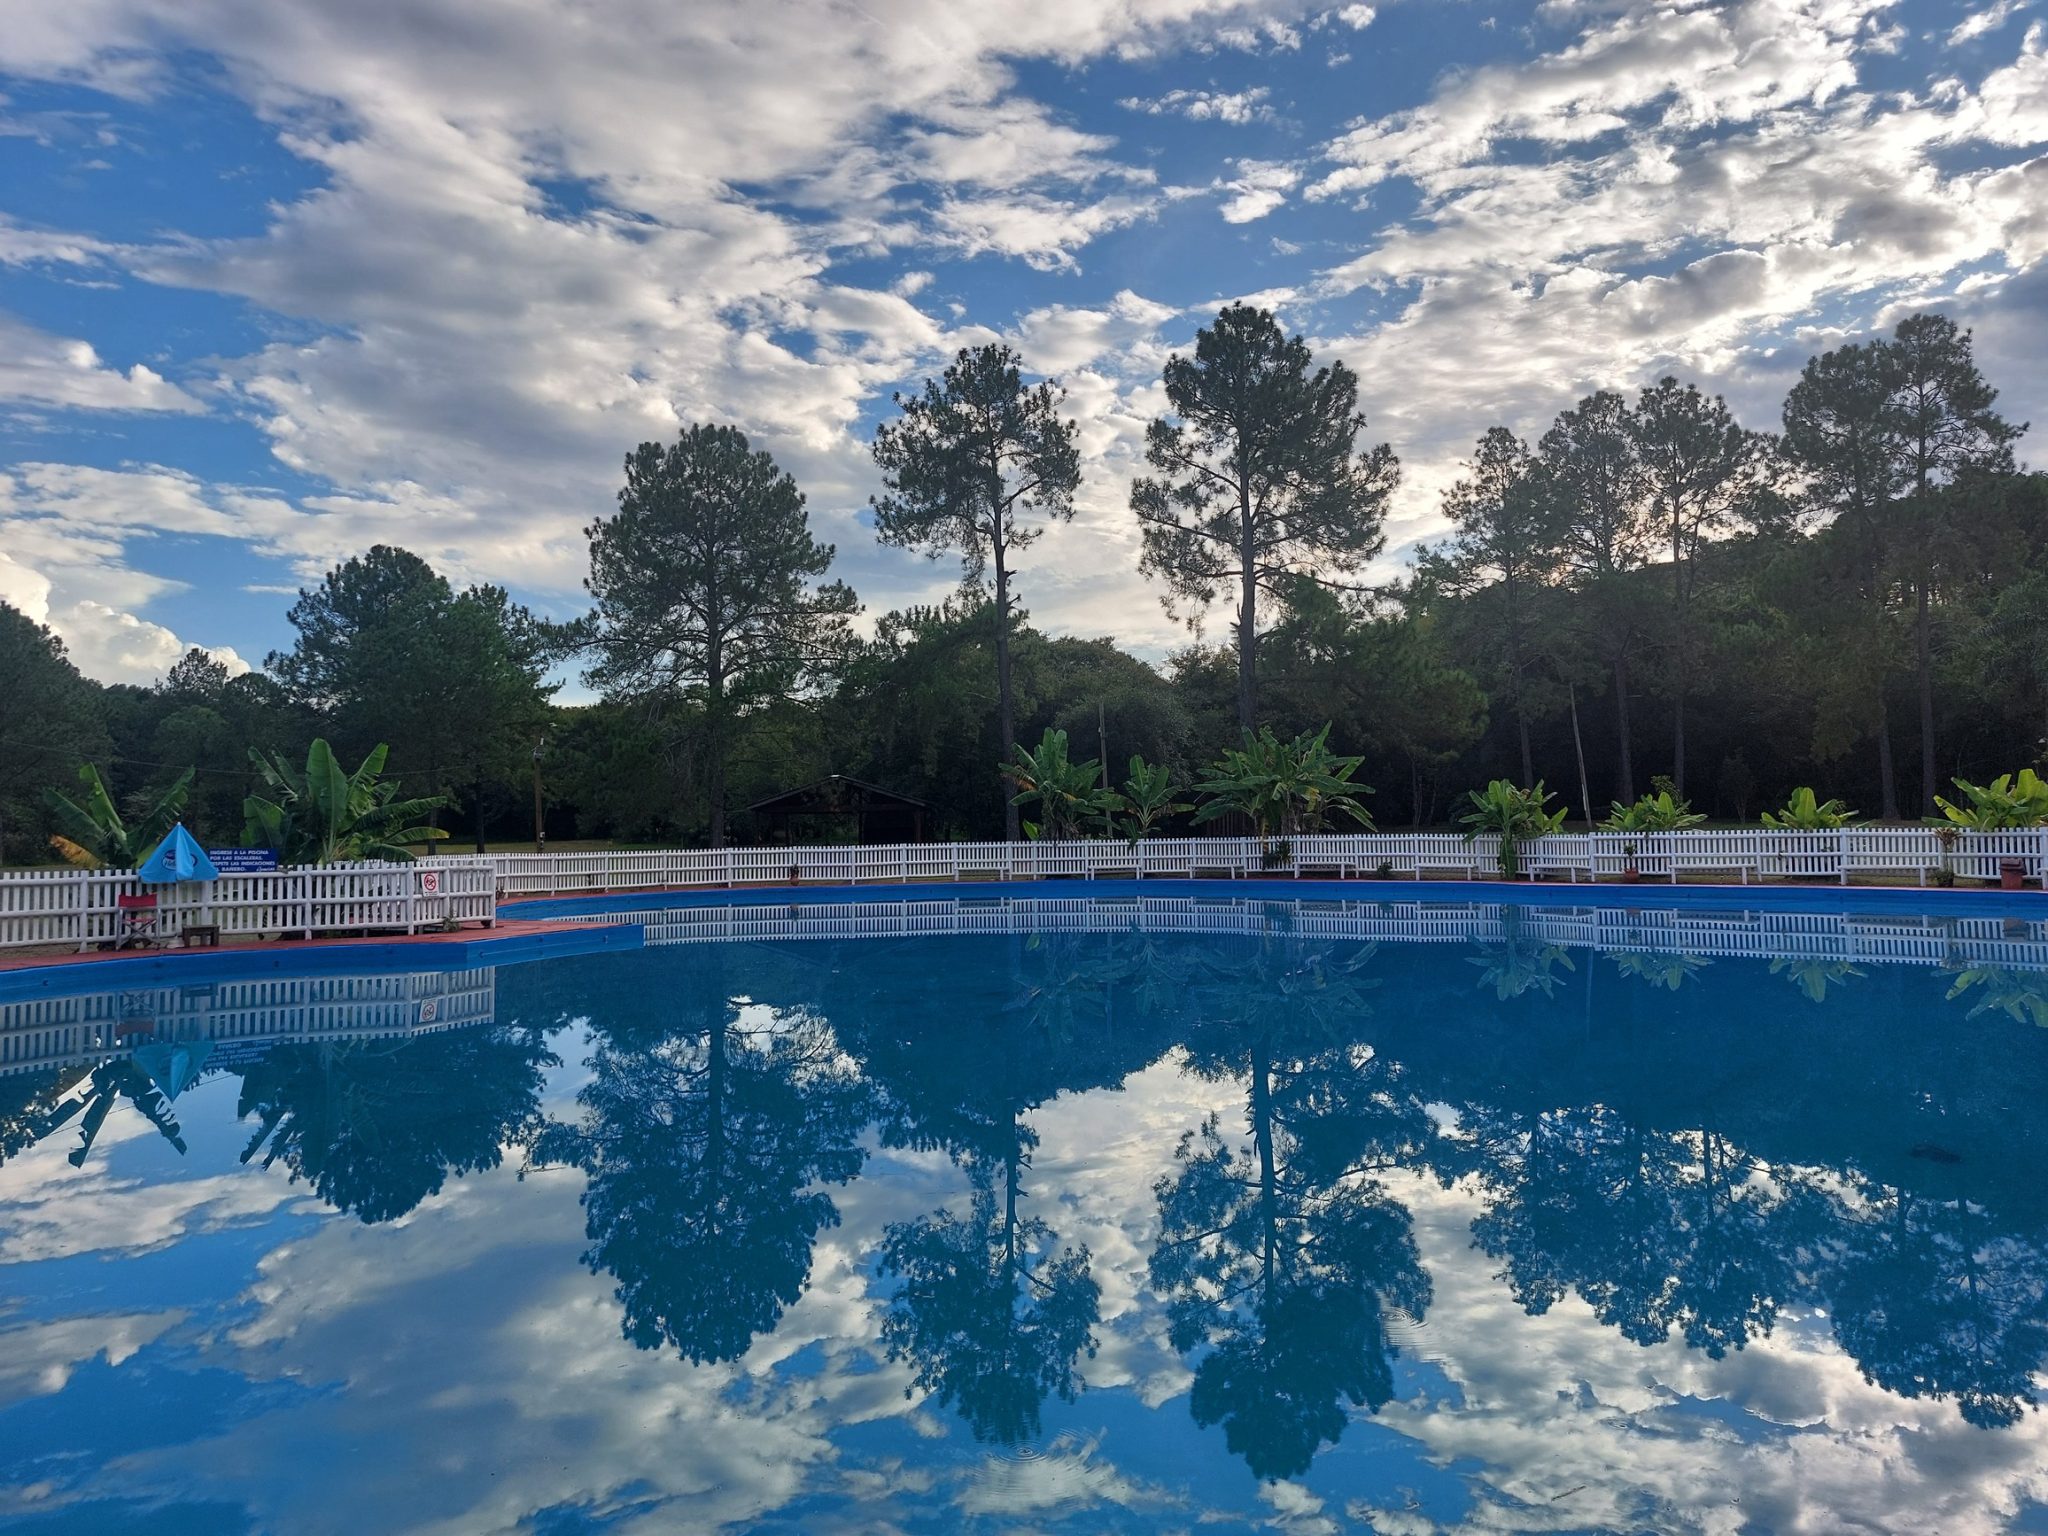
[207,848,279,873]
[418,870,441,894]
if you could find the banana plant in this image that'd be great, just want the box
[1760,787,1859,829]
[1770,956,1864,1003]
[1932,769,2048,830]
[45,763,196,868]
[1006,728,1117,841]
[1601,789,1705,833]
[243,740,448,864]
[1946,965,2048,1027]
[1114,756,1191,845]
[1192,725,1374,841]
[1458,779,1567,879]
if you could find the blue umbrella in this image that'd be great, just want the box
[138,823,220,884]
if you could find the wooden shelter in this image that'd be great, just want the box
[746,774,929,845]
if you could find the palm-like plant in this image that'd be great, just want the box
[1192,725,1374,841]
[1770,956,1864,1003]
[1115,756,1191,845]
[1946,965,2048,1027]
[1458,780,1567,879]
[1761,787,1859,829]
[1601,790,1705,833]
[45,763,196,868]
[243,740,448,864]
[1933,769,2048,830]
[1006,728,1116,841]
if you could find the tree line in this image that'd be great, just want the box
[0,303,2041,861]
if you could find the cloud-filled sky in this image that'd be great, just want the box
[0,0,2044,684]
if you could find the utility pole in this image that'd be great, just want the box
[531,734,547,853]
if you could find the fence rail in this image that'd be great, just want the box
[485,828,2048,898]
[0,859,496,953]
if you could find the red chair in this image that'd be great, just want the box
[115,893,160,950]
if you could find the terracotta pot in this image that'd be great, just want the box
[2000,859,2025,891]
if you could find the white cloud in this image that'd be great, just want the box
[1217,158,1301,222]
[1950,0,2032,47]
[0,464,256,681]
[0,311,203,413]
[1121,85,1276,123]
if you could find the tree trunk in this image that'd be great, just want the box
[707,743,727,847]
[1236,558,1257,734]
[706,663,728,847]
[1672,527,1687,798]
[1612,653,1635,805]
[1410,755,1423,830]
[1569,682,1593,830]
[1516,702,1535,787]
[1877,694,1900,822]
[1251,1033,1277,1301]
[1917,574,1936,816]
[472,788,487,855]
[1673,689,1687,799]
[994,540,1020,842]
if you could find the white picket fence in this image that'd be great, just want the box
[549,893,2048,974]
[2,829,2041,956]
[0,859,497,953]
[485,828,2048,898]
[0,970,498,1077]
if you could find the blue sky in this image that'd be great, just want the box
[1,0,2044,684]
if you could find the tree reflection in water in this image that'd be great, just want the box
[1826,1185,2048,1428]
[1150,922,1436,1479]
[877,1147,1100,1443]
[238,1027,555,1223]
[535,953,869,1365]
[837,928,1194,1443]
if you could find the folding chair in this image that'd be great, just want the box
[115,893,160,950]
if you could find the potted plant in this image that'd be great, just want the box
[1932,826,1959,887]
[1374,858,1394,880]
[1261,838,1294,871]
[1601,788,1704,882]
[1930,769,2048,888]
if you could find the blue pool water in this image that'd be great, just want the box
[2,892,2047,1534]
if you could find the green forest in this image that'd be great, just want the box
[2,304,2043,861]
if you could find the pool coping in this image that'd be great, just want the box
[499,875,2048,922]
[0,875,2038,1000]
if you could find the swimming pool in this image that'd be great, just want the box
[2,891,2045,1533]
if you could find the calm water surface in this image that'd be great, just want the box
[3,896,2047,1534]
